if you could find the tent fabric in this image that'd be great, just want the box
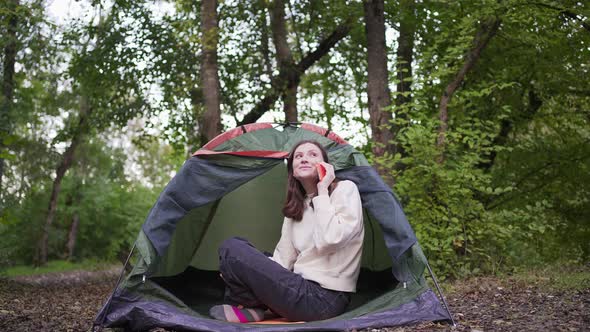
[336,166,417,262]
[94,123,452,331]
[142,159,417,271]
[142,158,280,257]
[201,123,276,151]
[100,288,447,331]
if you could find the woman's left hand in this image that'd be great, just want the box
[317,162,335,195]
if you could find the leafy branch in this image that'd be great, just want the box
[238,20,352,125]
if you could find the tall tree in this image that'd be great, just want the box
[436,16,501,160]
[35,2,155,265]
[64,189,81,260]
[363,0,394,178]
[393,0,416,157]
[36,98,91,265]
[0,0,19,195]
[269,0,298,122]
[259,0,273,79]
[238,17,351,125]
[198,0,222,144]
[394,0,415,108]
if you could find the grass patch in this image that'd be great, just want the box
[0,259,116,277]
[507,263,590,291]
[428,262,590,295]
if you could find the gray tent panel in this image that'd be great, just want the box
[142,157,281,257]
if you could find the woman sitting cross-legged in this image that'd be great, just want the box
[209,140,364,323]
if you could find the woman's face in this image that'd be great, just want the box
[292,143,324,181]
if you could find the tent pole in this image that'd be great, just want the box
[92,242,137,332]
[425,260,456,326]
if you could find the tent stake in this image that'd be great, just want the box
[425,260,456,327]
[92,242,137,332]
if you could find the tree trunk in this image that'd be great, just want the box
[259,0,273,78]
[198,0,222,144]
[395,0,415,108]
[35,98,92,266]
[269,0,298,123]
[238,22,350,125]
[393,0,416,158]
[480,89,543,171]
[0,0,19,195]
[63,191,80,260]
[364,0,394,180]
[436,17,501,162]
[66,212,79,260]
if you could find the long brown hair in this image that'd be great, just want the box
[282,140,337,221]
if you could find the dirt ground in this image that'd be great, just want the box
[0,267,588,332]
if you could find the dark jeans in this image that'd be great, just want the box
[218,237,351,321]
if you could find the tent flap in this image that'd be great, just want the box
[142,157,281,258]
[97,287,450,331]
[337,167,417,266]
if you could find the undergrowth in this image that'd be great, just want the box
[0,259,116,277]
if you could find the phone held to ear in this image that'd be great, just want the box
[316,163,326,181]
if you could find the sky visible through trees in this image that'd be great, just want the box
[47,0,368,146]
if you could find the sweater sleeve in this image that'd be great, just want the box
[311,180,363,255]
[271,217,298,270]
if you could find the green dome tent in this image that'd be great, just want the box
[93,123,454,331]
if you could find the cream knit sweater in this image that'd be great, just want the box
[272,180,364,292]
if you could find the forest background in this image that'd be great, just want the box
[0,0,588,279]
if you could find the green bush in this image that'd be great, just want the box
[0,139,165,268]
[374,109,586,279]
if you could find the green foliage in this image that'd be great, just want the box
[63,178,155,261]
[0,136,161,267]
[64,2,158,130]
[384,113,505,278]
[0,259,115,277]
[382,111,581,278]
[0,186,50,267]
[372,0,590,279]
[1,0,588,279]
[55,139,160,262]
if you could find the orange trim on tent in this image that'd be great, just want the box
[201,123,274,151]
[247,318,304,325]
[196,123,348,157]
[301,123,348,145]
